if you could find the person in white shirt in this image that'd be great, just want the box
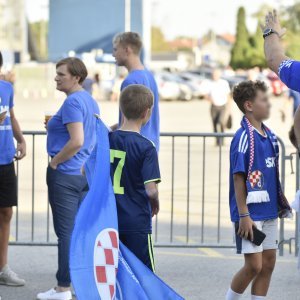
[206,68,231,145]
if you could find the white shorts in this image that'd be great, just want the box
[234,218,278,254]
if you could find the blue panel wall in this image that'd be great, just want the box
[49,0,144,61]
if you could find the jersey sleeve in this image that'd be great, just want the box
[142,144,161,185]
[231,131,248,175]
[61,96,83,125]
[278,59,300,92]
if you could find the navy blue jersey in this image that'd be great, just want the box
[109,130,161,234]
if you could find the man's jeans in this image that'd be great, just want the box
[47,166,88,287]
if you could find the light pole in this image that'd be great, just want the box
[125,0,131,32]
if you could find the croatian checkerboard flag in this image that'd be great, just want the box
[70,118,184,300]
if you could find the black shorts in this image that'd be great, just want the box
[120,232,155,272]
[0,162,17,207]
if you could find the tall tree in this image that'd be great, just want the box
[151,27,171,53]
[230,7,252,69]
[248,24,266,68]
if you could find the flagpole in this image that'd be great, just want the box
[125,0,131,32]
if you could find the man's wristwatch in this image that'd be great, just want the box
[263,28,279,39]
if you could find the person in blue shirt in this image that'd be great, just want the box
[0,51,26,288]
[37,58,100,300]
[111,32,160,151]
[226,81,291,300]
[109,84,161,272]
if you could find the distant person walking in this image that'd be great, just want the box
[37,58,99,300]
[205,68,231,145]
[0,51,26,287]
[112,32,160,150]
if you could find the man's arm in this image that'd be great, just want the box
[145,182,159,217]
[233,173,256,241]
[50,122,84,169]
[10,108,26,160]
[262,10,289,74]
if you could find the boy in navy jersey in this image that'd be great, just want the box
[109,84,160,272]
[226,81,291,300]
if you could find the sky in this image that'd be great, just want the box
[26,0,295,39]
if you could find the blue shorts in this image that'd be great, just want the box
[119,232,155,272]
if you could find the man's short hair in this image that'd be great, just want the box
[233,80,268,113]
[56,57,88,84]
[113,32,143,54]
[0,51,3,68]
[120,84,153,120]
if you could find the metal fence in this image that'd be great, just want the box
[9,131,299,256]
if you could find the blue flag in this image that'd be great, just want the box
[70,118,184,300]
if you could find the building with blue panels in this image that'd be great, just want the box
[48,0,151,62]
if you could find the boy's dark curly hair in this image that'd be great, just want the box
[233,80,268,113]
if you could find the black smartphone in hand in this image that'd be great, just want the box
[235,223,266,246]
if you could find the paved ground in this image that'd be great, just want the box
[1,246,299,300]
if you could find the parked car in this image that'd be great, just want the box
[154,72,181,101]
[155,72,193,101]
[267,72,287,96]
[221,75,247,91]
[178,72,208,98]
[187,67,213,80]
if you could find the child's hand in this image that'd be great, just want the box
[238,216,256,241]
[151,199,159,217]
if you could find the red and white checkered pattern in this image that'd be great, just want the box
[94,229,119,300]
[249,170,262,189]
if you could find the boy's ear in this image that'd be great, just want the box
[141,108,149,120]
[244,100,253,112]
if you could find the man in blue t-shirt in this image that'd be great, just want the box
[0,51,26,287]
[112,32,160,151]
[226,81,286,300]
[109,84,161,272]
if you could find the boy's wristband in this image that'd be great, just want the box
[239,212,250,218]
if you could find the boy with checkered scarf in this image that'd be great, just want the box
[226,81,291,300]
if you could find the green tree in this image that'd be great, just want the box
[230,7,252,69]
[248,25,266,68]
[151,26,171,53]
[29,20,48,61]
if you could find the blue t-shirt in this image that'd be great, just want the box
[0,80,15,165]
[289,89,300,114]
[47,90,100,175]
[229,128,279,222]
[109,130,161,234]
[119,69,160,151]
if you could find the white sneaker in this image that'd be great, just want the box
[36,288,72,300]
[0,265,25,286]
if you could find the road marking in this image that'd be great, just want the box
[155,250,296,264]
[198,248,224,257]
